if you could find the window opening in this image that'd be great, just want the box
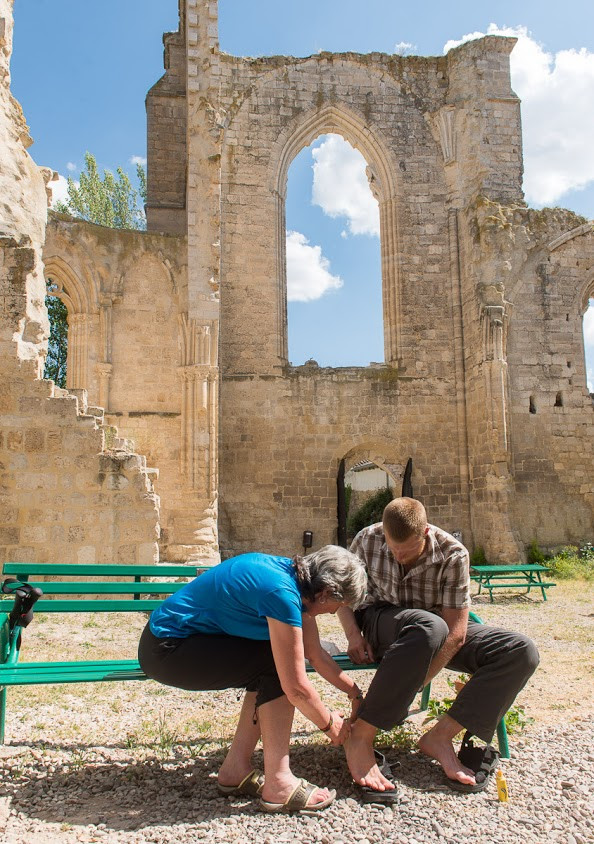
[43,278,68,388]
[286,134,382,367]
[529,396,536,414]
[584,298,594,395]
[344,460,395,543]
[554,392,563,407]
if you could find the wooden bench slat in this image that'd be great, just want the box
[18,582,187,595]
[482,582,556,588]
[0,599,166,613]
[3,563,210,577]
[0,654,377,687]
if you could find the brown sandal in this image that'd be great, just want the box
[259,779,336,813]
[217,769,265,797]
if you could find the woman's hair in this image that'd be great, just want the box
[293,545,367,608]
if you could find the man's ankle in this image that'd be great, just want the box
[350,717,378,744]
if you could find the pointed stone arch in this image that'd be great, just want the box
[43,254,94,314]
[268,105,402,366]
[43,255,95,390]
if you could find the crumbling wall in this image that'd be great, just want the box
[38,0,593,562]
[43,217,218,563]
[0,0,161,567]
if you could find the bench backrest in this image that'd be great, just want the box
[0,562,212,613]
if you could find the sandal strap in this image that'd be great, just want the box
[237,769,264,795]
[285,779,317,811]
[459,733,499,783]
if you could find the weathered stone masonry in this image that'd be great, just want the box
[0,0,160,568]
[4,0,592,566]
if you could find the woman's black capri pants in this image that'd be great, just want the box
[138,622,284,708]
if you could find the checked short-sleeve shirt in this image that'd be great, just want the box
[351,523,471,612]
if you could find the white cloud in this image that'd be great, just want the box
[66,161,77,172]
[130,155,147,166]
[394,41,416,55]
[49,174,70,207]
[444,24,594,208]
[286,230,343,302]
[311,134,380,237]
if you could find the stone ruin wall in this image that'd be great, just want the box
[43,217,219,563]
[0,0,161,568]
[3,0,591,567]
[174,2,591,559]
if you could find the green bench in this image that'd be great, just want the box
[471,564,556,602]
[0,562,509,757]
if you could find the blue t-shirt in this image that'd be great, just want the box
[149,553,303,640]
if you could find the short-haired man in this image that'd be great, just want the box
[338,497,539,797]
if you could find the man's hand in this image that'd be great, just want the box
[347,631,375,664]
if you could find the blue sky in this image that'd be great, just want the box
[11,1,594,385]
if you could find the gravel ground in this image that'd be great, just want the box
[0,581,592,844]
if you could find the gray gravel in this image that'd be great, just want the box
[1,718,592,844]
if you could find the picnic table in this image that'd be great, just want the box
[470,564,555,602]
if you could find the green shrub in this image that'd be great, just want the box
[546,545,594,581]
[347,487,393,538]
[469,546,487,566]
[526,539,546,565]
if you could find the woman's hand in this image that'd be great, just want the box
[326,710,349,746]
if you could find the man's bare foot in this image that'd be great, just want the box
[418,728,475,786]
[343,721,395,792]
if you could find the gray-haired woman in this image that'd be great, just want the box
[138,546,367,813]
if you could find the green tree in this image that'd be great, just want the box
[347,487,393,539]
[54,151,146,231]
[47,153,147,384]
[43,281,68,387]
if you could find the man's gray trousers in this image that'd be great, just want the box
[354,604,539,743]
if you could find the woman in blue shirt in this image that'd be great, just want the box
[138,545,367,813]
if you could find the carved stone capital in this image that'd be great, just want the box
[96,362,113,379]
[179,363,213,382]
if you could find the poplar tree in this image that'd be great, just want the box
[45,153,147,384]
[54,152,146,230]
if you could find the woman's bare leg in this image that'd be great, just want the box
[218,691,261,786]
[259,694,333,806]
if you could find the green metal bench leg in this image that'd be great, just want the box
[0,686,6,744]
[496,716,510,759]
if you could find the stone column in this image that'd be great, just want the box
[65,312,89,390]
[96,363,113,411]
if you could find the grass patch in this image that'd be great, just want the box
[375,722,416,751]
[546,545,594,581]
[424,675,534,736]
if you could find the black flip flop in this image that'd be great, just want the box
[446,731,500,794]
[356,749,399,804]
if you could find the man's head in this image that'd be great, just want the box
[382,497,429,566]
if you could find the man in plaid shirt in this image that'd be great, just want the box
[338,497,539,796]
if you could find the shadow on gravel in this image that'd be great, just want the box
[1,745,373,831]
[470,593,545,605]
